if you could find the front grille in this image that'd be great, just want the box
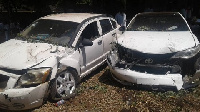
[116,44,183,74]
[117,44,177,65]
[0,74,9,91]
[116,63,181,74]
[131,64,181,74]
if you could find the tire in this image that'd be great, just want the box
[50,69,78,101]
[195,58,200,70]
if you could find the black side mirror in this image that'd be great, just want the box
[119,26,126,31]
[79,38,93,47]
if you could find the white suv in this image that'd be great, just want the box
[0,13,119,110]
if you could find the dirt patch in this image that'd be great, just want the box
[32,66,200,112]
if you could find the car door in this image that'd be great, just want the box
[79,20,103,75]
[99,18,117,60]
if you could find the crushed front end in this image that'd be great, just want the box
[0,67,52,110]
[107,44,200,90]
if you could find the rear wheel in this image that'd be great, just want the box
[50,69,78,100]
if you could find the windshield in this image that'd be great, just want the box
[127,13,189,31]
[19,19,79,46]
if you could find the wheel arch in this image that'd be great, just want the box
[49,67,79,101]
[50,58,81,82]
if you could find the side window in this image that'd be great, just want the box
[81,21,99,41]
[110,19,117,29]
[99,19,112,35]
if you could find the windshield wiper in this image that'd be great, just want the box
[15,35,26,41]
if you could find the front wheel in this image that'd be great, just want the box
[50,69,78,101]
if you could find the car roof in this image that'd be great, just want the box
[41,13,103,23]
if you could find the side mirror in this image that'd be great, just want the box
[119,26,126,31]
[79,38,93,47]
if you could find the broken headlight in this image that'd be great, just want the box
[108,50,119,67]
[16,68,52,87]
[172,44,200,59]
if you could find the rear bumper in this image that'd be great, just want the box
[0,82,49,110]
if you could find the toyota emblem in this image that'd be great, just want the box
[145,58,153,64]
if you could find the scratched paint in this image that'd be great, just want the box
[0,39,64,70]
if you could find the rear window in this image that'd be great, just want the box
[127,13,189,31]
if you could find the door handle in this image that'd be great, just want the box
[112,33,116,37]
[98,40,102,45]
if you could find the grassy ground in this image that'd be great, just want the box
[33,65,200,112]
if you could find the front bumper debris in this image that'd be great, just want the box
[0,82,48,110]
[108,63,183,90]
[107,51,200,91]
[0,69,49,110]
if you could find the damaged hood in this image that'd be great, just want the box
[118,31,197,54]
[0,39,65,70]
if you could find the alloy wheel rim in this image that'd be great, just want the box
[56,72,75,97]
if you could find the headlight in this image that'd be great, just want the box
[172,45,200,59]
[107,50,119,67]
[16,68,52,87]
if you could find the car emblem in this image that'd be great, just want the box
[145,58,153,64]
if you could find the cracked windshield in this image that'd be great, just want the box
[19,19,79,46]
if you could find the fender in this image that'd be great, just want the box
[59,57,80,76]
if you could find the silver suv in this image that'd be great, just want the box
[0,13,119,110]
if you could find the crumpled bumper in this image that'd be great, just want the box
[0,82,49,110]
[109,65,183,90]
[107,53,184,90]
